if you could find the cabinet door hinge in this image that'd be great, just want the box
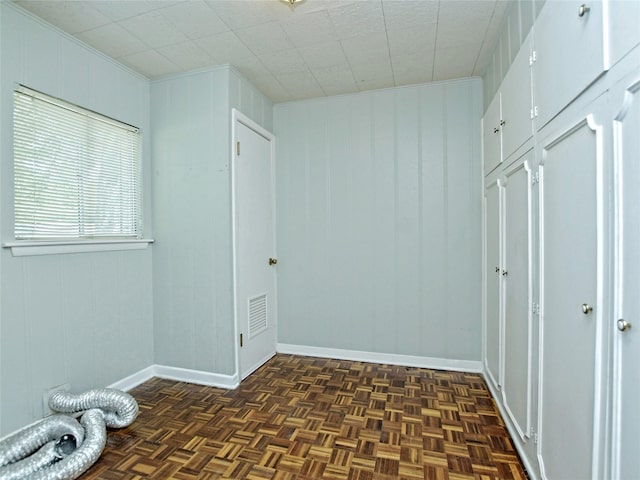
[529,51,537,66]
[532,301,540,315]
[236,141,240,156]
[531,172,540,186]
[530,106,539,119]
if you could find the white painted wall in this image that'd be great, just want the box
[274,79,483,361]
[151,66,272,376]
[0,3,153,435]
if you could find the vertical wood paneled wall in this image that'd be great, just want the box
[0,3,153,435]
[274,79,483,362]
[151,66,272,377]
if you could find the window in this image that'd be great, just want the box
[13,86,143,242]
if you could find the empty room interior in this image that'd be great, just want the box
[0,0,639,478]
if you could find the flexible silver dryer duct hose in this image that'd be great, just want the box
[0,388,138,480]
[49,389,138,429]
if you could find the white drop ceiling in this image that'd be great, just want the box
[12,0,509,102]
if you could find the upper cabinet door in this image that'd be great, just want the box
[501,35,534,161]
[483,93,502,175]
[533,0,607,130]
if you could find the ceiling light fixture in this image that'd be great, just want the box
[281,0,305,7]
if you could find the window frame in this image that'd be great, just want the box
[5,85,153,256]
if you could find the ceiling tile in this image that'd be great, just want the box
[75,23,149,58]
[235,21,294,56]
[311,65,359,95]
[387,26,436,57]
[350,62,394,91]
[90,1,160,22]
[250,75,292,103]
[205,0,283,30]
[437,0,496,24]
[119,49,181,78]
[436,21,489,49]
[432,44,481,82]
[157,41,213,71]
[195,31,254,63]
[298,41,349,70]
[381,0,439,31]
[119,10,188,48]
[328,1,385,40]
[276,70,325,99]
[391,51,434,86]
[259,49,309,76]
[279,10,336,49]
[159,1,229,39]
[231,54,272,79]
[16,0,111,34]
[340,32,391,66]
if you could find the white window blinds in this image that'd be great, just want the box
[13,87,143,240]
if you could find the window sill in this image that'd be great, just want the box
[3,239,154,257]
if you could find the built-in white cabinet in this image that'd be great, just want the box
[501,154,534,442]
[533,1,607,129]
[500,37,534,161]
[483,94,502,175]
[610,67,640,480]
[484,2,640,478]
[537,96,606,480]
[484,179,501,390]
[483,35,534,176]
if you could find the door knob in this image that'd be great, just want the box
[617,319,632,332]
[268,258,278,266]
[578,4,590,17]
[582,304,593,314]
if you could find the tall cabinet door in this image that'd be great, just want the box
[612,74,640,480]
[538,112,602,479]
[502,155,533,440]
[485,180,502,389]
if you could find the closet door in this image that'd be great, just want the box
[502,154,533,440]
[534,0,607,129]
[537,109,602,479]
[485,179,502,390]
[483,94,502,176]
[612,73,640,480]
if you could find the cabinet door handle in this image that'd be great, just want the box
[578,4,590,17]
[495,266,500,273]
[493,127,500,134]
[502,270,508,276]
[500,120,506,126]
[617,319,632,332]
[582,303,593,314]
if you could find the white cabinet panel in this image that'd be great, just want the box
[534,1,607,129]
[485,180,502,389]
[502,154,533,441]
[538,115,600,480]
[483,93,502,175]
[612,72,640,480]
[608,1,640,68]
[501,36,534,161]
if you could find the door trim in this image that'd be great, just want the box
[231,108,277,382]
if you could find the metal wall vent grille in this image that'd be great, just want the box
[248,294,267,338]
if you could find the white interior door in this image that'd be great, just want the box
[233,110,277,380]
[538,116,599,480]
[613,75,640,480]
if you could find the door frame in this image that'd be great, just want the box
[231,108,277,381]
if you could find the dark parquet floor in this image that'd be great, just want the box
[81,354,527,479]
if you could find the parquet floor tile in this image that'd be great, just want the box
[80,354,527,479]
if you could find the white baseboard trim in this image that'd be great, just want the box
[153,365,239,390]
[483,368,540,480]
[276,343,483,373]
[109,364,239,391]
[109,365,156,391]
